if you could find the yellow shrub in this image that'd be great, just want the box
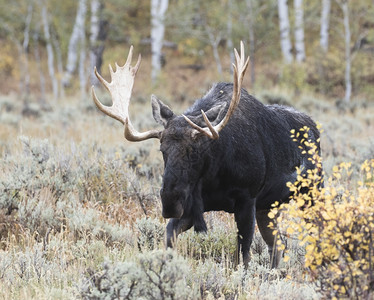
[270,128,374,299]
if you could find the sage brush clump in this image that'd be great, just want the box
[80,249,196,300]
[135,217,164,251]
[80,260,141,299]
[0,136,75,214]
[177,218,237,264]
[0,242,65,286]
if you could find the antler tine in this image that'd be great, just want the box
[91,45,161,141]
[109,64,115,78]
[183,114,204,134]
[92,85,124,124]
[91,64,127,124]
[221,41,249,125]
[94,66,110,91]
[124,118,161,142]
[133,54,141,75]
[201,110,219,139]
[92,65,126,124]
[182,111,219,140]
[185,41,249,140]
[125,45,134,66]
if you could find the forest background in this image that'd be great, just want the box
[1,0,374,103]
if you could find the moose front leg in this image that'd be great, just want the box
[166,217,193,248]
[234,198,256,267]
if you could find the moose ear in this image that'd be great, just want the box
[151,95,175,127]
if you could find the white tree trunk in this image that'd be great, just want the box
[278,0,293,63]
[51,32,65,98]
[22,3,33,56]
[33,23,47,106]
[63,0,87,87]
[41,0,58,100]
[320,0,331,52]
[246,0,256,86]
[21,2,33,97]
[341,0,352,102]
[207,30,223,75]
[226,0,234,71]
[294,0,305,62]
[89,0,106,87]
[79,26,87,95]
[151,0,168,83]
[90,0,100,86]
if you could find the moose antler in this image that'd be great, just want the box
[91,46,161,141]
[183,41,250,139]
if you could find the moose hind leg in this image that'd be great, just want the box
[166,217,193,248]
[256,209,282,268]
[234,199,256,267]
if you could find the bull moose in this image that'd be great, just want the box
[91,42,321,268]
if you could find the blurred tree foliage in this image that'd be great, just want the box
[0,0,373,99]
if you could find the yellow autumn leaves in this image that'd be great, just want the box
[269,127,374,299]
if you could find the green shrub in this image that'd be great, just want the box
[80,260,141,299]
[192,259,227,299]
[135,217,164,251]
[177,220,237,264]
[0,242,65,285]
[137,249,196,299]
[17,189,65,236]
[0,136,75,214]
[280,63,308,94]
[79,249,197,300]
[65,198,135,246]
[75,147,131,204]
